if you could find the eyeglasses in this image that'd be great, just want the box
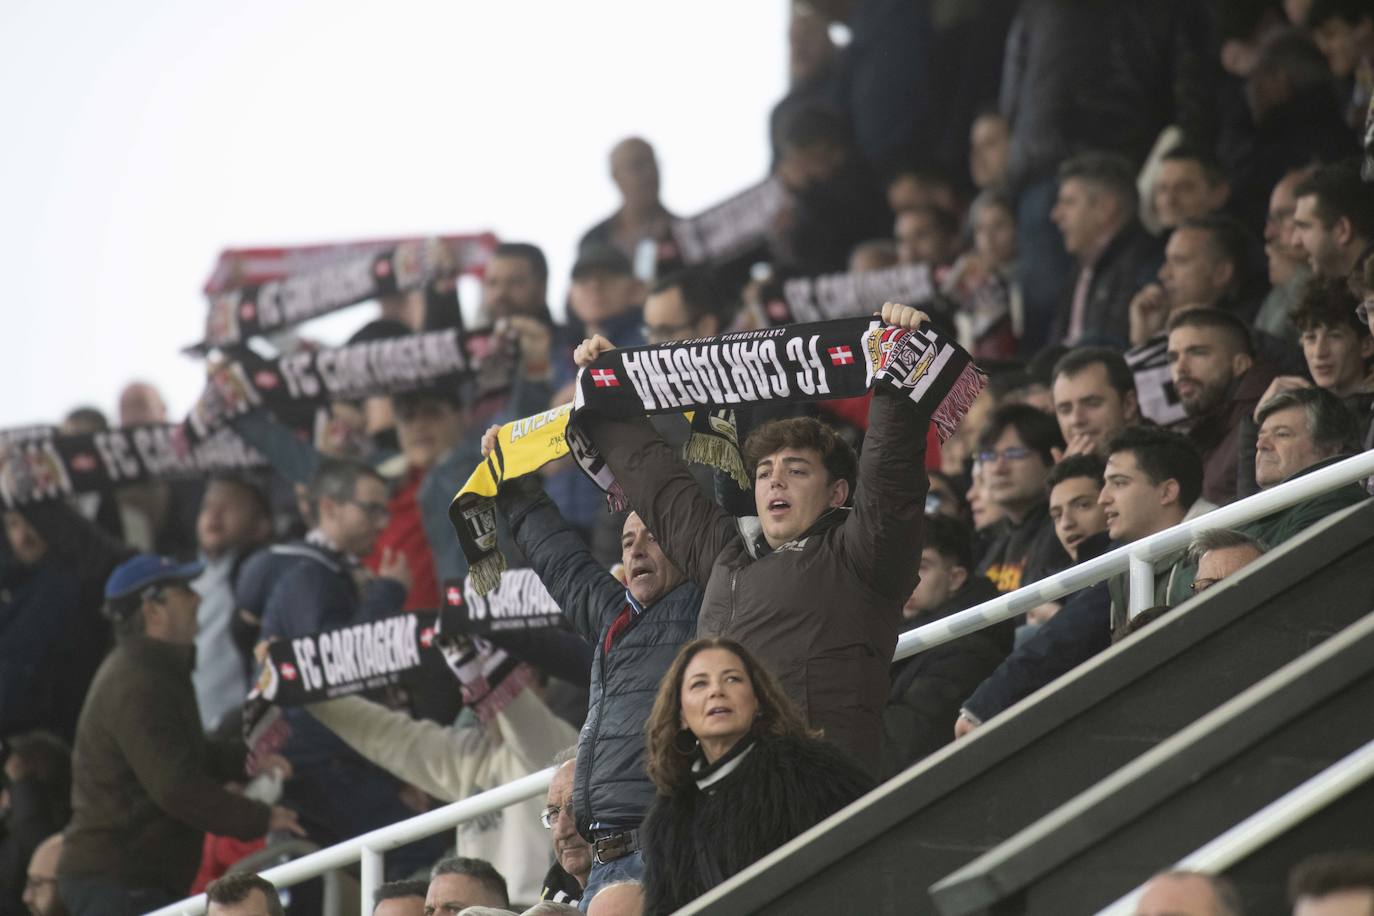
[540,804,569,829]
[976,447,1033,464]
[1190,577,1219,594]
[1357,298,1373,325]
[346,499,391,521]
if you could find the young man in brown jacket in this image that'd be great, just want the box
[572,302,932,775]
[57,555,301,916]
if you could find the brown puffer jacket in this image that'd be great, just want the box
[59,636,269,896]
[584,388,929,775]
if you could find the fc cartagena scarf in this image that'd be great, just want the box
[187,325,516,441]
[763,263,937,325]
[450,315,986,593]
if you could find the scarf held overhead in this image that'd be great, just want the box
[450,315,986,593]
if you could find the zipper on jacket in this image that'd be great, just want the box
[727,569,738,630]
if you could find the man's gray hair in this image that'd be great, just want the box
[1151,870,1244,916]
[520,903,581,916]
[1255,387,1360,456]
[430,857,509,907]
[552,745,578,767]
[1188,528,1267,565]
[308,456,384,506]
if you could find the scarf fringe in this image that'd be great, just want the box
[471,662,535,724]
[469,543,507,596]
[683,431,749,489]
[930,362,988,443]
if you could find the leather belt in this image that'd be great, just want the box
[592,828,641,865]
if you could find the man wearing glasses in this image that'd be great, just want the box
[973,404,1071,593]
[257,457,443,881]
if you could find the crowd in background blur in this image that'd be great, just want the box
[5,1,1374,914]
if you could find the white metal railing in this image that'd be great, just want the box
[145,769,552,916]
[1095,737,1374,915]
[895,449,1374,661]
[150,449,1374,915]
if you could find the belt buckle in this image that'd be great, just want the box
[593,833,626,865]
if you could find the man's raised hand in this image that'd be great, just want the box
[880,301,931,331]
[480,424,502,459]
[573,334,616,369]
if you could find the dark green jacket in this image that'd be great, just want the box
[59,637,268,895]
[1240,456,1370,548]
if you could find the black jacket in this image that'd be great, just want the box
[1000,0,1215,190]
[881,574,1008,777]
[640,734,873,915]
[498,479,701,838]
[975,501,1070,594]
[1053,221,1163,349]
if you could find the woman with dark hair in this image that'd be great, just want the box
[639,638,874,914]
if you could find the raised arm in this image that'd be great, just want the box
[837,303,932,600]
[496,474,626,642]
[571,335,737,588]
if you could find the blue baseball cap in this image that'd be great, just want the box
[104,554,205,602]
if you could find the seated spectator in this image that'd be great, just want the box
[1051,348,1142,458]
[1294,275,1374,399]
[956,434,1204,735]
[1130,215,1262,345]
[768,2,838,171]
[539,754,591,907]
[1051,151,1163,348]
[1188,528,1267,596]
[585,881,642,916]
[925,470,969,524]
[1305,0,1374,130]
[190,475,273,732]
[572,302,932,774]
[0,512,83,742]
[578,138,679,281]
[58,555,299,916]
[1047,455,1110,565]
[1151,145,1232,234]
[255,459,442,879]
[1293,160,1374,281]
[0,734,70,916]
[1099,427,1214,631]
[974,404,1070,593]
[426,858,511,914]
[486,457,701,899]
[566,246,646,353]
[886,166,962,218]
[204,873,283,916]
[1132,869,1243,916]
[303,648,576,905]
[943,189,1020,359]
[4,503,128,743]
[772,104,891,275]
[640,638,873,914]
[373,879,428,916]
[20,834,63,916]
[1241,387,1368,546]
[895,206,960,269]
[847,238,898,274]
[883,516,1004,775]
[481,242,556,326]
[1167,308,1278,505]
[1288,850,1374,915]
[968,110,1010,191]
[1254,165,1317,343]
[1231,30,1357,235]
[1354,255,1374,458]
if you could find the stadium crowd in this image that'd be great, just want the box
[5,0,1374,914]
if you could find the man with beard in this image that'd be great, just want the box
[1254,165,1317,342]
[1166,308,1276,505]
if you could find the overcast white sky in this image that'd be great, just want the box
[0,0,787,428]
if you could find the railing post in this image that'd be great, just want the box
[360,846,383,914]
[1128,553,1154,621]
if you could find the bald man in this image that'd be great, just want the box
[578,138,677,277]
[23,834,66,916]
[1135,870,1242,916]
